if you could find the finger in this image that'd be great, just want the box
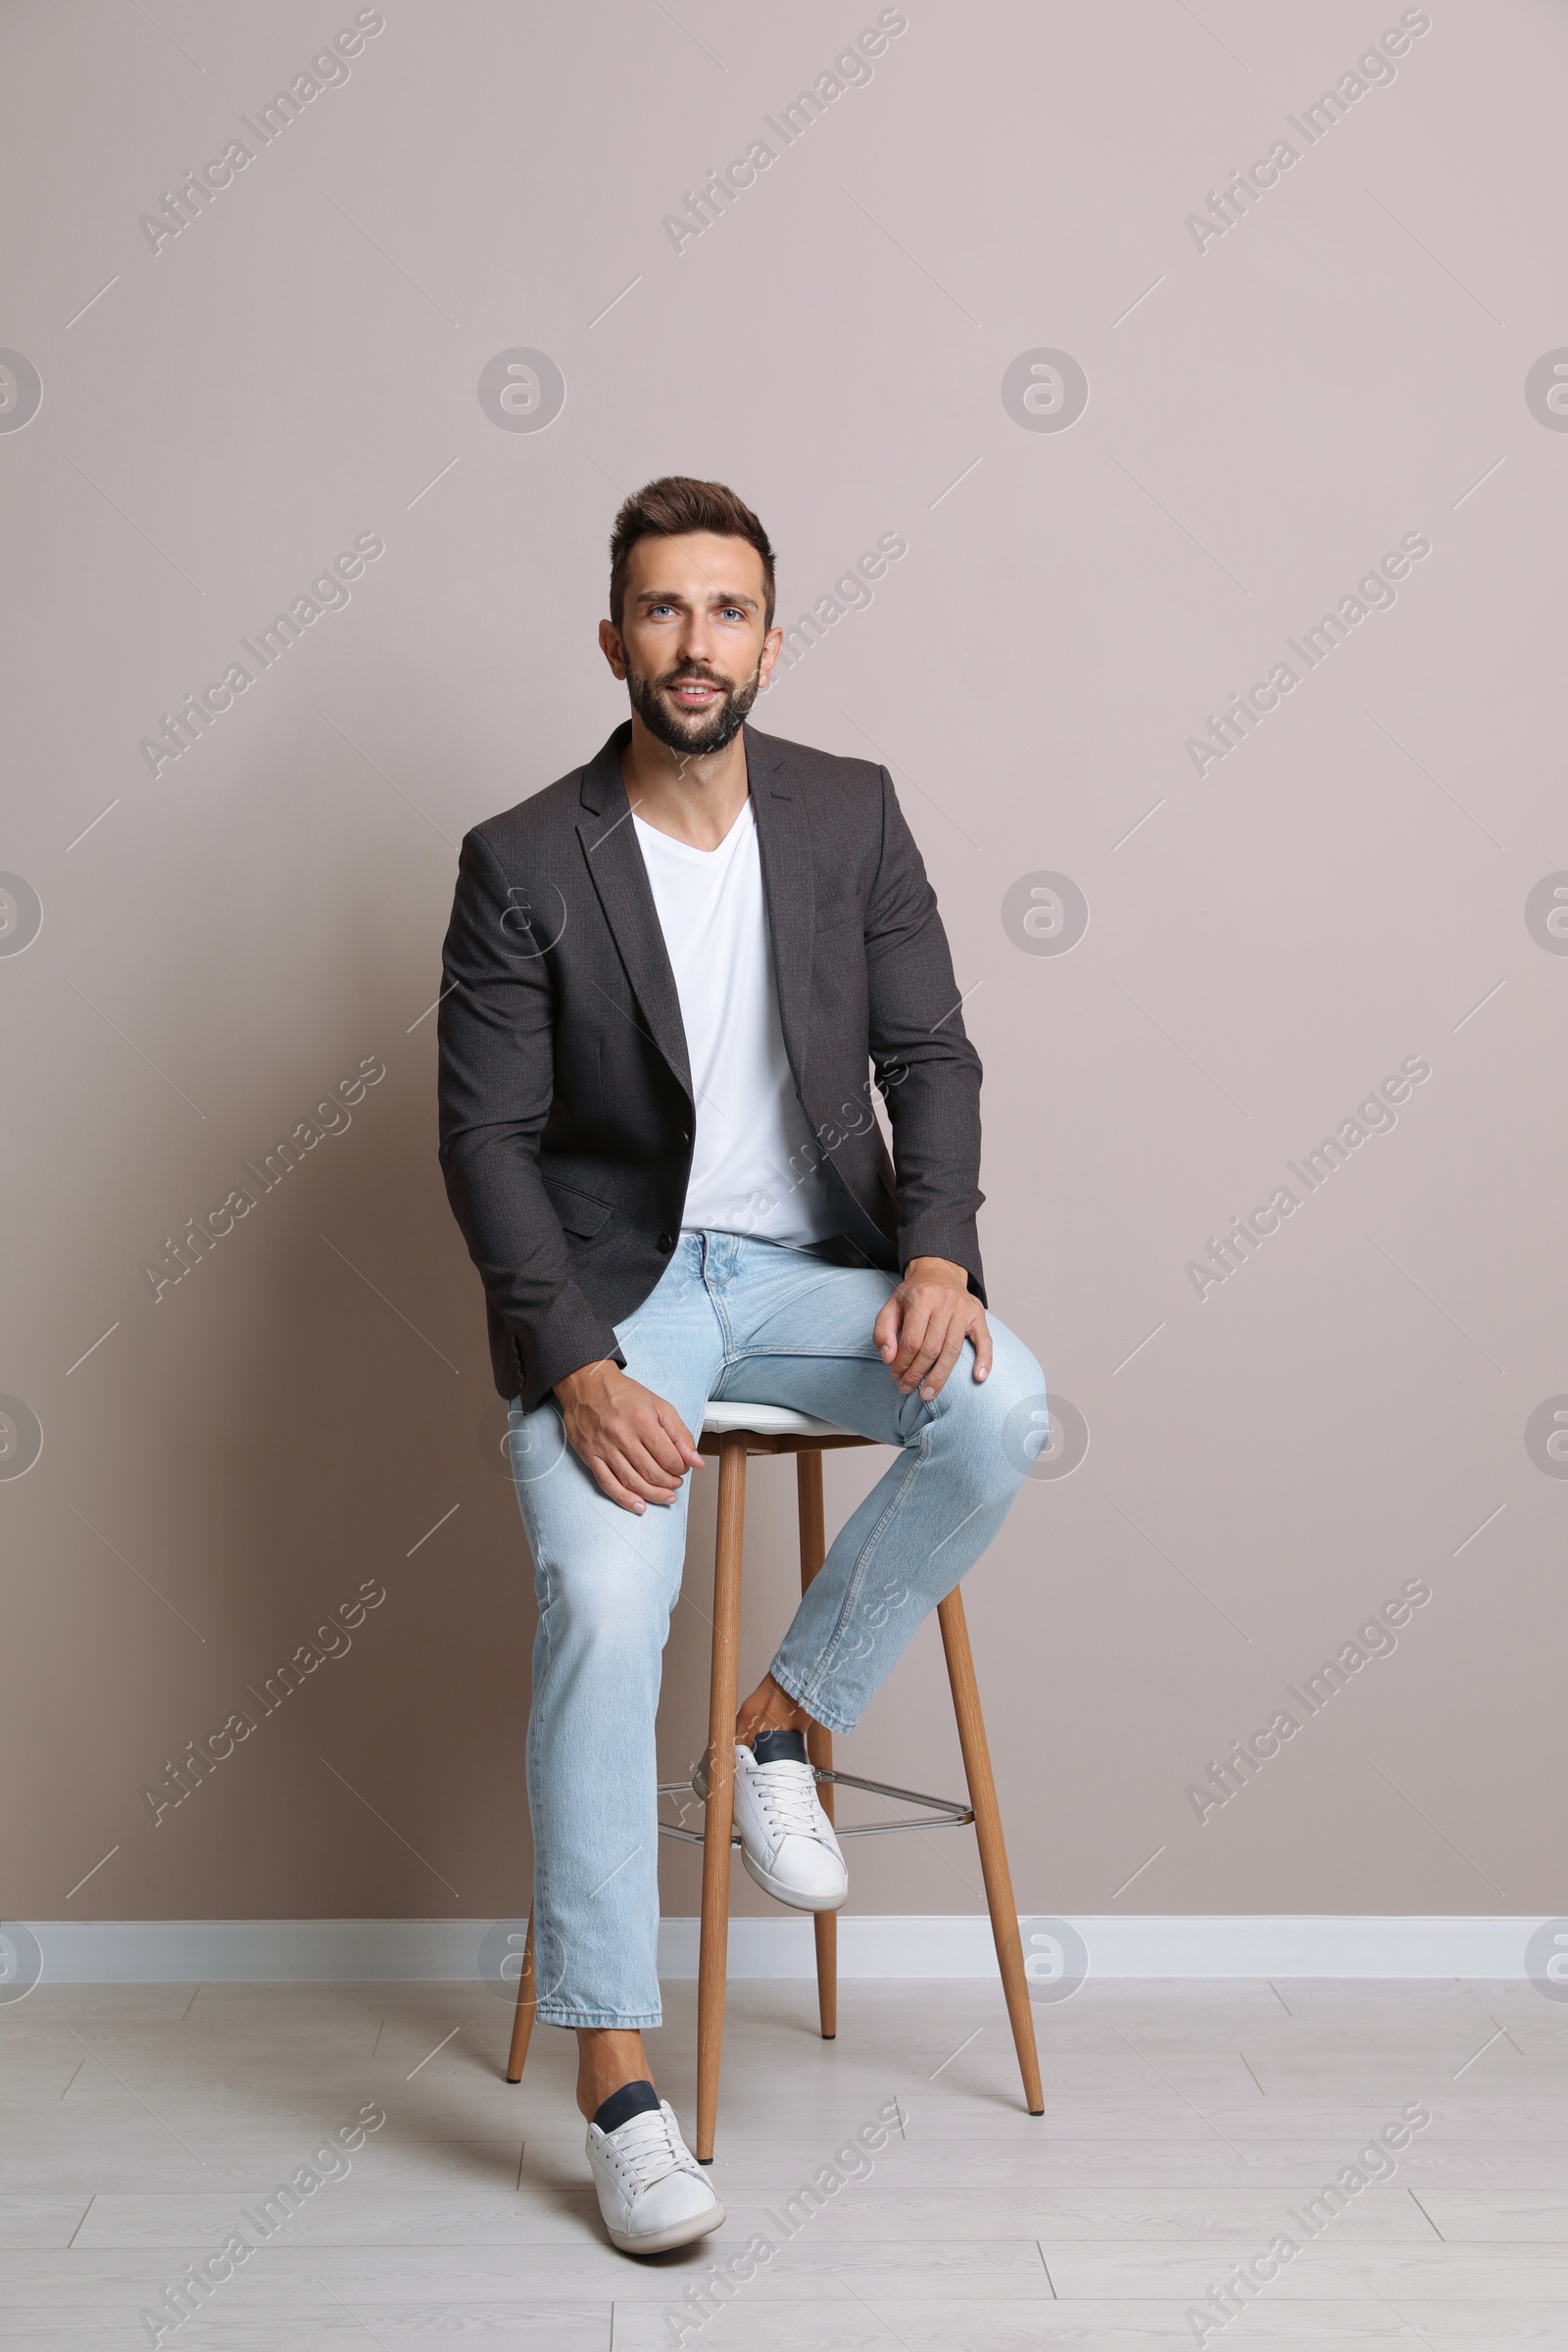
[891,1305,935,1386]
[606,1446,684,1505]
[654,1401,705,1469]
[872,1295,902,1364]
[917,1322,968,1400]
[580,1418,679,1497]
[647,1395,700,1462]
[585,1454,653,1514]
[970,1310,994,1381]
[889,1301,929,1377]
[902,1329,948,1395]
[614,1437,685,1497]
[617,1415,689,1484]
[904,1301,961,1393]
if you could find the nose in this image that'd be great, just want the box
[675,610,717,671]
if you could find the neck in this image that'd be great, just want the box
[619,713,751,850]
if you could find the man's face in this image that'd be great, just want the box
[601,532,781,758]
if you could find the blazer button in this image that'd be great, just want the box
[657,1232,674,1251]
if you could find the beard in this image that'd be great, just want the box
[626,657,761,758]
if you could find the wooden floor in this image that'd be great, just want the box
[2,1973,1565,2347]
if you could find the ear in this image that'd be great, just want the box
[599,616,627,678]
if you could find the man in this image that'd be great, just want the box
[438,475,1044,2256]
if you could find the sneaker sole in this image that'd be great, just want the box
[608,2196,726,2256]
[741,1843,848,1914]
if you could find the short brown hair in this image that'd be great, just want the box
[609,475,775,632]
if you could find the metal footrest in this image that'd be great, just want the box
[657,1767,973,1846]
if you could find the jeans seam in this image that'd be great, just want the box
[786,1427,931,1713]
[769,1656,857,1739]
[529,1553,559,2017]
[535,2005,663,2029]
[725,1342,883,1362]
[702,1250,738,1361]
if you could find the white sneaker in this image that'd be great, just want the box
[694,1729,849,1913]
[586,2091,725,2256]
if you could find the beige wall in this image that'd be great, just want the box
[2,0,1561,1932]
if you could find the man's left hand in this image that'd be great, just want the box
[873,1256,992,1400]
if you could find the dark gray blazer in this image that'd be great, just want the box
[437,720,985,1407]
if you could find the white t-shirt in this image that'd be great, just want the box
[631,798,841,1248]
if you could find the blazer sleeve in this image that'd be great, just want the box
[862,767,987,1300]
[436,827,626,1396]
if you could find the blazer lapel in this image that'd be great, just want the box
[745,725,815,1091]
[576,725,693,1103]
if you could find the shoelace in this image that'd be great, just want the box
[748,1757,832,1843]
[605,2105,694,2195]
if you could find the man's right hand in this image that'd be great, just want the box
[553,1359,704,1514]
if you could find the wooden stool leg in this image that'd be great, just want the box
[937,1589,1045,2116]
[696,1432,747,2162]
[796,1450,837,2040]
[505,1911,536,2083]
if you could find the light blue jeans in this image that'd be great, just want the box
[507,1231,1046,2028]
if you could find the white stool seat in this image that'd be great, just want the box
[700,1399,855,1441]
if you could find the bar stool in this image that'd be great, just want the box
[504,1400,1044,2158]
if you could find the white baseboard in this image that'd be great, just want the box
[13,1915,1550,1984]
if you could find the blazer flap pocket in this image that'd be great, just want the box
[541,1175,613,1238]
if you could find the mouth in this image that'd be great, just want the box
[665,679,725,710]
